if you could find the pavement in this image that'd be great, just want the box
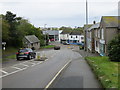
[50,45,102,88]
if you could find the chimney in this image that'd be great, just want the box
[93,21,96,24]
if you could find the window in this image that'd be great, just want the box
[101,28,104,39]
[71,36,72,38]
[96,41,98,47]
[95,30,97,37]
[76,36,78,38]
[81,37,84,40]
[67,34,69,37]
[98,30,100,38]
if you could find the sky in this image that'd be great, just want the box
[0,0,119,28]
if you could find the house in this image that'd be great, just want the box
[23,35,40,50]
[94,23,100,54]
[99,16,120,56]
[83,24,93,51]
[60,30,71,43]
[68,30,84,45]
[88,22,100,53]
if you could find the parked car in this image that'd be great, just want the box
[63,42,70,45]
[50,38,54,41]
[79,44,84,50]
[16,48,36,60]
[54,46,60,50]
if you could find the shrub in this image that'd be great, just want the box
[107,34,120,62]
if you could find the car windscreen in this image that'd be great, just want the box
[19,49,28,52]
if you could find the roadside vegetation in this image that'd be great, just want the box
[107,34,120,62]
[85,56,119,89]
[2,47,18,62]
[2,47,18,56]
[1,11,45,48]
[40,45,55,49]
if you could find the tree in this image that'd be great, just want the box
[4,11,22,46]
[107,34,120,62]
[2,19,10,42]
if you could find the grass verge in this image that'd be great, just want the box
[5,55,16,59]
[85,56,119,89]
[40,45,55,49]
[2,47,18,62]
[2,47,18,56]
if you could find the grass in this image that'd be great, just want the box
[1,47,18,62]
[2,47,18,56]
[5,54,16,59]
[85,56,119,89]
[40,45,55,49]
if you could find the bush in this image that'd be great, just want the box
[107,34,120,62]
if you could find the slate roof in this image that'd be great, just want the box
[25,35,40,43]
[84,24,93,31]
[88,23,100,31]
[43,30,59,35]
[102,16,120,28]
[70,30,81,35]
[60,30,71,34]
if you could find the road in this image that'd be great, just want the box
[2,42,101,88]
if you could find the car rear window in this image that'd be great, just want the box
[19,49,28,52]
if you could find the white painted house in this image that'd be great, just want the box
[60,30,71,43]
[68,30,84,45]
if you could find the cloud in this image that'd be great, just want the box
[0,0,119,27]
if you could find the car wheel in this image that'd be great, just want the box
[17,57,20,60]
[28,55,32,60]
[33,56,35,59]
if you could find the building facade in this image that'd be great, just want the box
[23,35,40,50]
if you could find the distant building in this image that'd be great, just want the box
[68,30,84,45]
[23,35,40,50]
[42,30,62,42]
[60,30,84,45]
[60,30,71,43]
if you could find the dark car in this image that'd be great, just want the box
[16,48,36,60]
[63,42,70,45]
[54,46,60,50]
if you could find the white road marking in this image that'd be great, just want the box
[12,66,22,70]
[0,55,49,78]
[19,63,29,67]
[45,59,48,61]
[0,70,8,74]
[44,60,72,90]
[79,54,82,57]
[2,67,27,78]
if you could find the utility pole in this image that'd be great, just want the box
[85,0,88,52]
[86,0,88,26]
[44,24,47,46]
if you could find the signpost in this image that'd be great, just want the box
[2,42,6,50]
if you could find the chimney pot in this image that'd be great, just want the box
[93,21,96,24]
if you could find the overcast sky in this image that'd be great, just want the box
[0,0,119,28]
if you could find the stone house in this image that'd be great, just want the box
[87,22,100,53]
[99,16,120,56]
[83,24,93,51]
[23,35,40,50]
